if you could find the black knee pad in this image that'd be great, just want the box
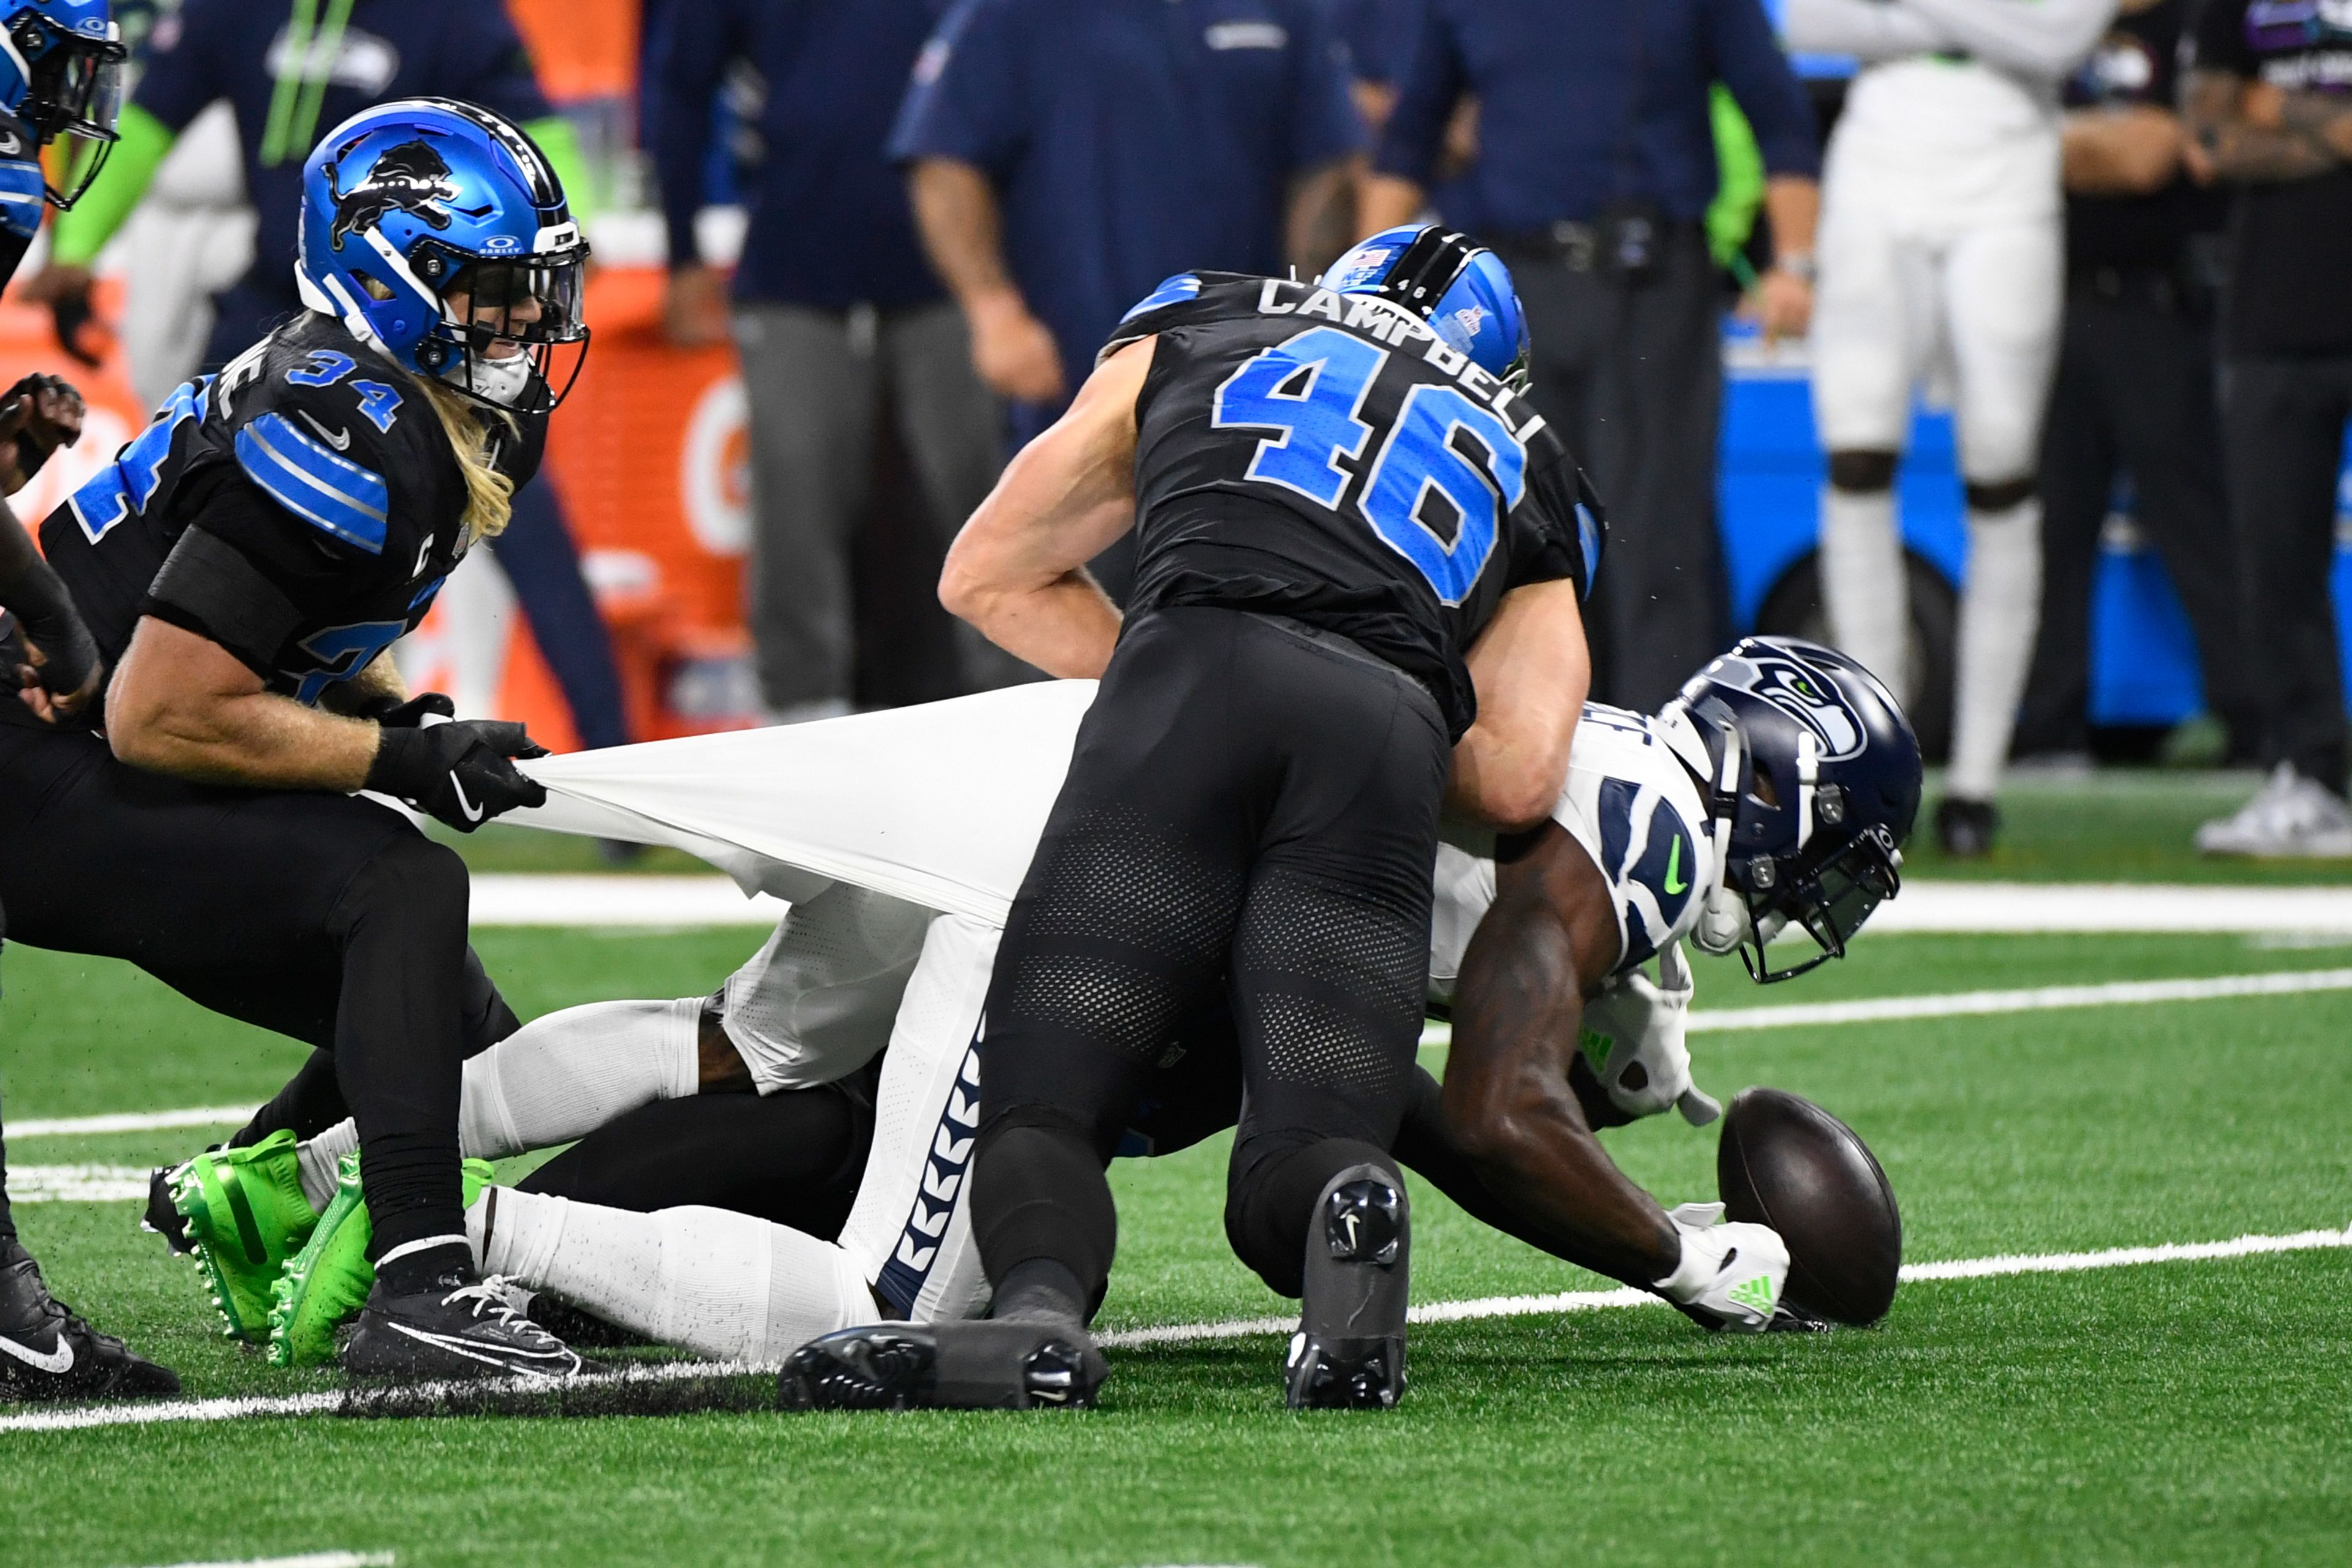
[970,1107,1117,1308]
[1828,449,1899,494]
[1964,475,2038,513]
[1225,1136,1396,1298]
[330,833,470,941]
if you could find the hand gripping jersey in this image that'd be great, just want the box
[40,313,545,706]
[1427,703,1717,1006]
[1102,271,1601,740]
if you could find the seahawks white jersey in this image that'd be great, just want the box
[1428,703,1716,1007]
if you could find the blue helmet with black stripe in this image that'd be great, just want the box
[297,97,590,414]
[1320,224,1530,390]
[0,1,125,206]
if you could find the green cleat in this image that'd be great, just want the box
[169,1130,322,1343]
[268,1153,496,1368]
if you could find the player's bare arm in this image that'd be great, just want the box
[106,617,382,789]
[322,650,409,718]
[909,157,1067,404]
[1285,156,1362,278]
[2063,103,2184,195]
[1441,823,1683,1286]
[938,336,1150,678]
[1447,576,1590,829]
[2184,69,2343,181]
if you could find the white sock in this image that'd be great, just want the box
[1819,484,1910,699]
[474,1189,869,1362]
[296,1120,359,1212]
[458,997,702,1159]
[1949,499,2043,801]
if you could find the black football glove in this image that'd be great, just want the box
[366,717,549,833]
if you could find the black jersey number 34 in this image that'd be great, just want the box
[1211,325,1527,605]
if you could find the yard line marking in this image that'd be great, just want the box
[1686,967,2352,1033]
[20,968,2352,1151]
[4,1224,2345,1433]
[137,1554,393,1568]
[10,1106,252,1139]
[7,1164,148,1202]
[1101,1224,2352,1347]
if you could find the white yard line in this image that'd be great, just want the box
[454,875,2352,933]
[2,1224,2343,1434]
[137,1555,393,1568]
[21,966,2352,1145]
[6,1165,148,1202]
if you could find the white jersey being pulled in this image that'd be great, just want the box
[1427,704,1716,1008]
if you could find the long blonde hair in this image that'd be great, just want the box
[418,377,520,545]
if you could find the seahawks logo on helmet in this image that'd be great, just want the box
[328,140,458,249]
[1716,650,1868,760]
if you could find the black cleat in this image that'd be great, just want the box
[1934,796,1999,859]
[141,1153,209,1255]
[781,1320,1106,1411]
[1286,1164,1409,1410]
[342,1265,587,1382]
[0,1239,181,1403]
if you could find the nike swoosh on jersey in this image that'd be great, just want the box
[450,774,485,823]
[0,1329,74,1374]
[295,409,354,451]
[1664,835,1687,896]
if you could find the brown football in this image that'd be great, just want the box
[1717,1087,1902,1326]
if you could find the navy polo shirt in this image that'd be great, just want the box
[649,0,946,311]
[1328,0,1421,86]
[890,0,1362,410]
[1375,0,1818,234]
[137,0,551,309]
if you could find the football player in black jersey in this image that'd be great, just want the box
[0,1,192,1404]
[788,227,1603,1411]
[0,98,594,1384]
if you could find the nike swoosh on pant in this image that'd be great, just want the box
[0,1330,74,1374]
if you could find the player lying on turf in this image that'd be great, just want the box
[162,639,1921,1386]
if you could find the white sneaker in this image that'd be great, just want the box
[2195,764,2352,858]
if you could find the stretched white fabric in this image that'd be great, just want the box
[513,681,1099,925]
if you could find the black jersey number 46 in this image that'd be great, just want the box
[1211,325,1528,606]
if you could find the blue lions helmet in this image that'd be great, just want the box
[297,97,590,413]
[1319,224,1530,389]
[0,1,125,206]
[1660,636,1923,983]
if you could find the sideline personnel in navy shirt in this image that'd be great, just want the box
[1364,0,1821,714]
[650,0,1027,720]
[889,0,1362,472]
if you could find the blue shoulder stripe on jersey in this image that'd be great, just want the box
[1119,273,1202,324]
[0,159,45,239]
[234,412,391,555]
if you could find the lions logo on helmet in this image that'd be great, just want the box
[328,141,458,247]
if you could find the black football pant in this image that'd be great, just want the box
[2220,355,2352,794]
[2020,280,2256,760]
[0,723,516,1261]
[970,607,1447,1308]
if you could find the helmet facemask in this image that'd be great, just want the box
[410,247,591,415]
[8,11,123,207]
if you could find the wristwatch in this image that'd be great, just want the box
[1774,252,1819,285]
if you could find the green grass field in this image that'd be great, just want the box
[4,911,2351,1564]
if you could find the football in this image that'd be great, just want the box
[1717,1087,1902,1326]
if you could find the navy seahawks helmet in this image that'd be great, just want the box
[1321,224,1531,389]
[0,1,124,206]
[296,97,590,413]
[1660,637,1922,982]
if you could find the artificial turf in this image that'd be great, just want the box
[1,928,2348,1566]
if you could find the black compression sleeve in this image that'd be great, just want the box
[143,526,304,677]
[0,500,98,693]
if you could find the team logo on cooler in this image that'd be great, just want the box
[1716,651,1868,760]
[328,140,458,248]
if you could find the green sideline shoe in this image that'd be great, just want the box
[267,1153,496,1368]
[169,1130,322,1343]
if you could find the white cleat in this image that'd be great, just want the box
[2195,765,2352,859]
